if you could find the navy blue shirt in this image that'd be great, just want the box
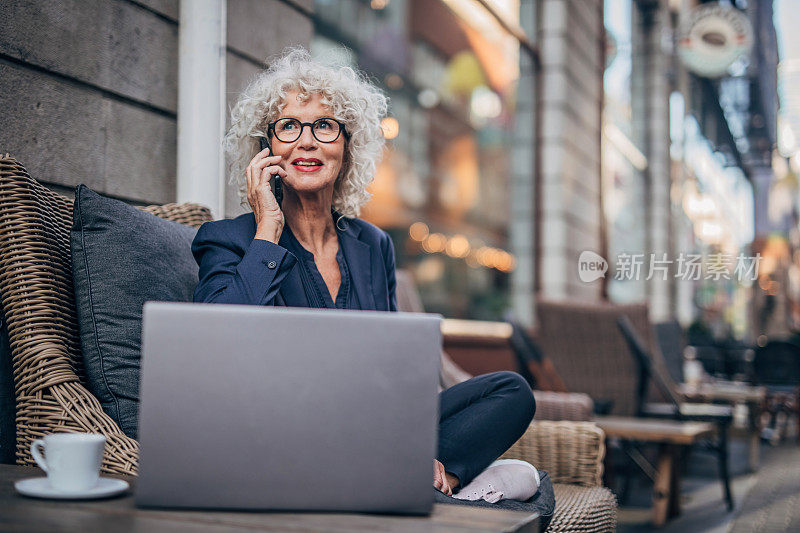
[279,222,360,310]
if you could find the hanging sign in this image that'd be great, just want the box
[677,3,753,78]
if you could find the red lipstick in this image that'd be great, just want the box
[291,158,323,172]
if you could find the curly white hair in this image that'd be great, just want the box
[223,46,389,218]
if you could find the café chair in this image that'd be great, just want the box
[532,298,733,511]
[752,340,800,443]
[617,315,734,510]
[653,320,686,384]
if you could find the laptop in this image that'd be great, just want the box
[135,302,441,514]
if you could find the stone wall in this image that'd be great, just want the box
[536,0,605,301]
[0,0,179,204]
[0,0,311,209]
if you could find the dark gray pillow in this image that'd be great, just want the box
[71,185,199,439]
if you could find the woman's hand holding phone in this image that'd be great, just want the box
[246,140,287,244]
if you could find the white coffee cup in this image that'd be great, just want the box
[30,433,106,492]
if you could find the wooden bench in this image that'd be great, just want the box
[594,416,715,527]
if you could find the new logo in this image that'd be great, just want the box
[578,251,608,283]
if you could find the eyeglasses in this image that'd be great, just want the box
[268,117,349,144]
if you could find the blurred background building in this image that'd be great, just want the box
[1,0,795,341]
[603,0,779,343]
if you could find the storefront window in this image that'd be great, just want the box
[312,0,529,319]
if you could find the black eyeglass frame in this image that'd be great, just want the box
[267,117,350,144]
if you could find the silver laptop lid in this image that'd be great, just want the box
[135,302,441,514]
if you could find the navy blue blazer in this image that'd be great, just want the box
[191,212,397,311]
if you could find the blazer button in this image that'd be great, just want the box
[267,260,277,269]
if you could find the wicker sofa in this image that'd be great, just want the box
[0,156,616,531]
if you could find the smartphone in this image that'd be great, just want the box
[259,136,283,206]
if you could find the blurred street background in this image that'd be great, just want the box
[2,0,798,337]
[3,0,800,530]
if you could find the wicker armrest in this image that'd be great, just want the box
[533,390,594,421]
[501,421,606,487]
[14,342,139,474]
[1,156,211,475]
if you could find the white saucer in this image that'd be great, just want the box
[14,477,129,500]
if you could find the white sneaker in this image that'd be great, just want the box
[452,459,540,503]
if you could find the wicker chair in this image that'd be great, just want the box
[0,156,211,474]
[501,422,617,532]
[535,298,663,416]
[396,271,618,532]
[1,158,616,530]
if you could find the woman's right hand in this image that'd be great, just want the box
[247,148,288,243]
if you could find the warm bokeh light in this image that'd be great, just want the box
[476,246,492,266]
[435,135,479,215]
[409,222,430,242]
[445,234,470,258]
[384,73,403,90]
[381,117,399,139]
[495,251,515,272]
[414,234,513,272]
[422,233,446,253]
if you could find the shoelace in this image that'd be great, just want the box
[471,483,499,499]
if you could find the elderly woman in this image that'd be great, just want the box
[192,48,536,500]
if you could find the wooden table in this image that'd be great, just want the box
[1,465,540,532]
[595,416,715,527]
[678,382,766,404]
[678,382,766,471]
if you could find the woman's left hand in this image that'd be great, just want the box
[433,459,452,495]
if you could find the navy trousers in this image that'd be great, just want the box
[437,371,536,486]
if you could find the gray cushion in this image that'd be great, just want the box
[71,185,199,439]
[435,471,555,530]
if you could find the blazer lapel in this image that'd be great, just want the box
[338,222,377,310]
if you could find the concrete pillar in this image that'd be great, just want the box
[536,0,605,302]
[510,0,538,327]
[632,0,671,321]
[177,0,227,218]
